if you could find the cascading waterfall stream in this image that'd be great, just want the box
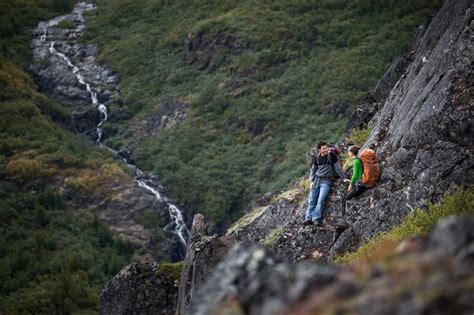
[38,2,188,250]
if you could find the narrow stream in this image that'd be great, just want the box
[37,2,189,251]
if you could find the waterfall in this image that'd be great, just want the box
[37,2,189,251]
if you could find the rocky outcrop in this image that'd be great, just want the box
[100,262,180,315]
[226,0,473,262]
[188,215,474,315]
[227,188,304,244]
[332,0,473,255]
[226,187,341,262]
[176,214,236,314]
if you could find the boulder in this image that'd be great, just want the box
[100,262,180,315]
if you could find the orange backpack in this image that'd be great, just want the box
[358,149,380,188]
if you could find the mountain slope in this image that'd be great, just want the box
[83,0,442,225]
[100,1,473,313]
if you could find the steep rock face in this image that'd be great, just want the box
[343,49,416,133]
[226,0,473,261]
[176,214,236,314]
[332,0,473,255]
[189,215,474,315]
[100,262,179,315]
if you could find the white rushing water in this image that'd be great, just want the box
[38,2,189,249]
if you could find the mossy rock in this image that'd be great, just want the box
[260,227,285,247]
[156,261,184,281]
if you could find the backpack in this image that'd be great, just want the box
[358,149,380,188]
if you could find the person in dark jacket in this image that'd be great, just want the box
[304,141,345,226]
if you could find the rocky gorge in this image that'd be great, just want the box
[29,2,189,261]
[100,0,473,313]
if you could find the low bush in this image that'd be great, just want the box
[53,20,75,29]
[6,158,51,181]
[345,126,373,147]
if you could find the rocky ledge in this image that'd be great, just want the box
[188,214,474,315]
[102,214,473,314]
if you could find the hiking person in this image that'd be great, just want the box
[304,141,345,226]
[342,145,380,216]
[342,145,365,215]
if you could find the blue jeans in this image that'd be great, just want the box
[305,179,332,221]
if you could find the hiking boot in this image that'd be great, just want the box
[303,220,314,226]
[314,218,323,226]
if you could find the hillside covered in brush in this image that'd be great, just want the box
[83,0,442,224]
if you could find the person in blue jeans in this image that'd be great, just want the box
[304,141,345,226]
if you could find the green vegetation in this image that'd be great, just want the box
[335,187,474,263]
[133,209,167,258]
[345,125,373,147]
[260,227,285,246]
[156,261,184,281]
[0,0,446,310]
[0,0,77,67]
[0,1,138,313]
[84,0,442,224]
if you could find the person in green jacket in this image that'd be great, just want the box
[342,145,367,215]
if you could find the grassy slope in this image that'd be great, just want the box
[85,0,442,225]
[0,1,134,313]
